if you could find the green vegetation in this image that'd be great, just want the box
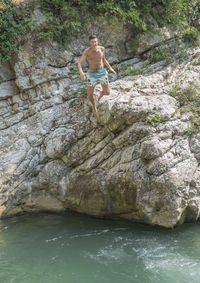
[39,0,148,45]
[128,97,133,105]
[170,81,200,134]
[25,163,31,169]
[183,26,200,47]
[145,113,161,126]
[115,46,175,77]
[0,0,34,66]
[116,58,161,78]
[68,98,76,108]
[178,50,187,61]
[186,63,192,70]
[170,81,198,106]
[115,63,147,78]
[147,46,174,64]
[1,0,200,66]
[0,76,4,84]
[39,0,200,45]
[70,65,79,76]
[151,0,200,27]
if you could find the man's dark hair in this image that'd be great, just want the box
[89,35,97,41]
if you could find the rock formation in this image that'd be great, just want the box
[1,19,200,228]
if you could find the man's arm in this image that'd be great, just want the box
[78,49,88,80]
[102,47,116,74]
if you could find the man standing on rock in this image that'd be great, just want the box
[78,35,116,113]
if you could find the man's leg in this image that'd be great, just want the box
[87,86,96,113]
[98,84,110,101]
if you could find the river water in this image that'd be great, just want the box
[0,212,200,283]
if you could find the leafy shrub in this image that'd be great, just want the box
[170,81,199,106]
[39,0,96,44]
[0,0,33,66]
[170,81,200,133]
[70,65,79,75]
[117,63,146,78]
[38,0,200,49]
[183,26,200,47]
[148,46,173,64]
[150,0,200,27]
[96,1,146,30]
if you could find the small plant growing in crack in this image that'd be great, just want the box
[145,112,161,126]
[0,76,4,84]
[25,163,31,169]
[170,80,200,134]
[70,66,79,75]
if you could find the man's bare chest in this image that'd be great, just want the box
[87,49,103,61]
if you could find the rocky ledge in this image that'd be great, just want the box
[1,30,200,227]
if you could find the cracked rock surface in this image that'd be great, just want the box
[1,36,200,227]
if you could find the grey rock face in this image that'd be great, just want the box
[128,26,182,55]
[0,81,19,100]
[67,17,133,61]
[1,34,200,228]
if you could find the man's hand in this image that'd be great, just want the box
[109,67,117,74]
[80,72,86,80]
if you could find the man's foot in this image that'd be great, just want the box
[92,104,97,113]
[98,91,103,102]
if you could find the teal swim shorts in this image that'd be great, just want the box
[86,68,109,87]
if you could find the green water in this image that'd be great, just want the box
[0,213,200,283]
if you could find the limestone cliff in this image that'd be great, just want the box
[1,17,200,228]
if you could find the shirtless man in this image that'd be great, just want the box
[78,35,116,113]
